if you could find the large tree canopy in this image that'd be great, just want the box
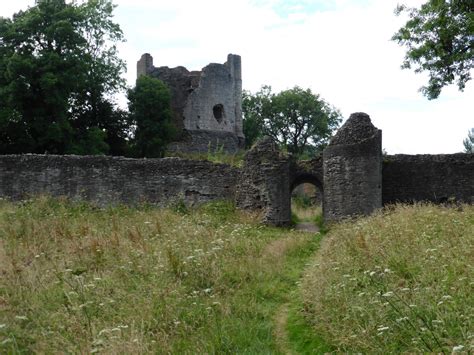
[127,76,176,158]
[0,0,126,155]
[243,86,342,157]
[392,0,474,99]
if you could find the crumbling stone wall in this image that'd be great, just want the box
[323,112,382,221]
[167,130,241,154]
[235,137,291,226]
[383,154,474,204]
[137,53,244,153]
[1,113,473,225]
[0,155,239,206]
[235,138,323,226]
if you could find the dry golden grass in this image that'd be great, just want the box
[301,203,474,353]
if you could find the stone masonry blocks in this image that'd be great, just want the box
[323,112,383,221]
[235,137,291,226]
[137,53,244,153]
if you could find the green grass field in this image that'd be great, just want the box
[301,204,473,353]
[0,197,321,353]
[1,198,472,353]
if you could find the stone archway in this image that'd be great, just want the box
[235,113,383,226]
[235,137,324,226]
[289,159,324,224]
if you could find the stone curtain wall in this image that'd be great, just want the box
[0,155,239,206]
[383,154,474,204]
[1,120,473,225]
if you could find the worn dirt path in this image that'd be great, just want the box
[270,222,319,354]
[274,303,292,355]
[295,222,319,233]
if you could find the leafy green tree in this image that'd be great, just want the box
[464,128,474,153]
[242,87,271,149]
[392,1,474,99]
[128,76,176,158]
[243,86,342,156]
[0,0,126,155]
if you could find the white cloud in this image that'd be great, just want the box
[1,0,472,154]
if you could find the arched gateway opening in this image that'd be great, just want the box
[290,173,323,227]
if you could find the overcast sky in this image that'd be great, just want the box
[1,0,473,154]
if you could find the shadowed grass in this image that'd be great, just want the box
[301,203,474,353]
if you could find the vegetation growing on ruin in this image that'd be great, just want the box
[165,146,246,167]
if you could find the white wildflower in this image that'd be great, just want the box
[396,317,409,323]
[452,345,464,352]
[0,324,6,329]
[369,271,376,276]
[98,328,110,336]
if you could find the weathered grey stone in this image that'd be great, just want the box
[383,154,474,204]
[323,112,382,221]
[0,154,239,207]
[1,112,473,225]
[235,137,291,225]
[167,130,241,154]
[235,137,324,226]
[137,53,244,153]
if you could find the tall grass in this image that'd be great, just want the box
[165,146,245,167]
[301,204,474,353]
[0,196,318,353]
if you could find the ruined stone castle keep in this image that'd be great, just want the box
[137,53,245,153]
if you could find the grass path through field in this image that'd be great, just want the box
[0,198,328,353]
[274,303,292,355]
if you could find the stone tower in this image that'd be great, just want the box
[136,53,245,153]
[323,112,382,221]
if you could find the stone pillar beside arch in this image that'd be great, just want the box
[323,112,382,221]
[235,137,291,226]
